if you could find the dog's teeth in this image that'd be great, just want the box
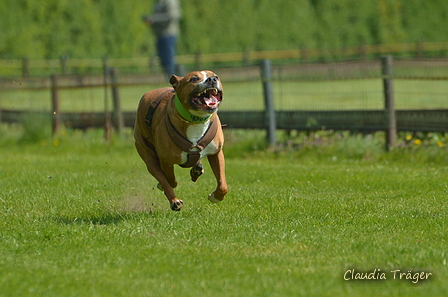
[196,88,219,97]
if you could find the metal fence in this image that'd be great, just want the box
[1,56,447,146]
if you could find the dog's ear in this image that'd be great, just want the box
[170,75,182,89]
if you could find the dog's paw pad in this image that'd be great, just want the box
[190,164,204,182]
[170,199,184,211]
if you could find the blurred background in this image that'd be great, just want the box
[1,0,447,62]
[1,0,447,143]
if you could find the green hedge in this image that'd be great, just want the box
[1,0,447,59]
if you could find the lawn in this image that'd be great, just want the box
[0,126,447,296]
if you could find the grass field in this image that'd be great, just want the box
[1,125,447,296]
[1,78,447,113]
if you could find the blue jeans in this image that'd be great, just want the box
[157,35,177,77]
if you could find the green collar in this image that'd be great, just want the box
[175,94,212,123]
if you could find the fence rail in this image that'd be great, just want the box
[2,41,448,77]
[2,109,446,132]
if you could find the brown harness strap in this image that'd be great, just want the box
[143,88,175,151]
[165,115,219,168]
[144,88,219,168]
[144,89,175,127]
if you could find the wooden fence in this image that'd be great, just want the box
[1,42,448,77]
[1,56,448,147]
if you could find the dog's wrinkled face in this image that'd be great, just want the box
[170,71,223,115]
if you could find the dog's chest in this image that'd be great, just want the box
[180,123,217,163]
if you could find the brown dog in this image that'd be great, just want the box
[134,71,228,211]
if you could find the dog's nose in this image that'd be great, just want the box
[205,76,218,84]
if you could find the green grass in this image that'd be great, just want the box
[1,126,447,296]
[1,78,447,113]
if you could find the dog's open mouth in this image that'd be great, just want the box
[190,88,222,111]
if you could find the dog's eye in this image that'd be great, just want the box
[189,77,199,83]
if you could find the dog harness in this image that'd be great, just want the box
[145,89,219,168]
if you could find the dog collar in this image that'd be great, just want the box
[175,94,212,123]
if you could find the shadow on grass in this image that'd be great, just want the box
[54,213,128,226]
[52,195,169,226]
[54,209,159,226]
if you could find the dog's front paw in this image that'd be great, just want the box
[208,191,223,203]
[170,199,184,211]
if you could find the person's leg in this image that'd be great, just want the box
[157,35,177,77]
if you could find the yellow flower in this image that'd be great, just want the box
[52,139,61,147]
[405,134,413,141]
[413,139,422,145]
[436,141,444,148]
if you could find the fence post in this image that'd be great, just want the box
[261,59,276,146]
[51,74,61,135]
[381,55,397,150]
[109,67,124,136]
[103,59,113,143]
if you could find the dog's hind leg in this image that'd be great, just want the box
[135,140,183,211]
[152,165,183,211]
[159,163,183,211]
[148,164,183,211]
[190,162,204,182]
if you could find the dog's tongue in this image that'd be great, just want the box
[204,95,219,107]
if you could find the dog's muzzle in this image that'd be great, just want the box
[189,77,223,112]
